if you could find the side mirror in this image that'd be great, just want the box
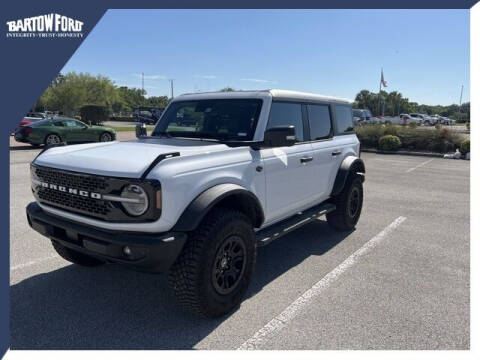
[136,123,147,138]
[263,125,296,148]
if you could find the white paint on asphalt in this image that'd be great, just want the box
[405,159,434,173]
[10,254,58,272]
[237,216,407,350]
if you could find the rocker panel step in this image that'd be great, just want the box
[255,202,336,247]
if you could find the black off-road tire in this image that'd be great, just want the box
[327,174,363,231]
[168,208,257,318]
[51,240,105,267]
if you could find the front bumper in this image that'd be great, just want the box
[26,202,187,273]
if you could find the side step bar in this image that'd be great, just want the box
[255,202,336,247]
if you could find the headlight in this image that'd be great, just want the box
[121,185,149,216]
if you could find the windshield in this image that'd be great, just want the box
[151,99,263,141]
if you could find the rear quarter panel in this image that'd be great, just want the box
[328,134,360,193]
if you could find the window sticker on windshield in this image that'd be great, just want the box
[237,132,247,137]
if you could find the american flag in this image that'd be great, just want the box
[381,69,388,87]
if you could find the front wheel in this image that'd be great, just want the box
[99,132,113,142]
[327,175,363,231]
[168,208,256,318]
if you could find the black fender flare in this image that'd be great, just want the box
[331,156,366,197]
[172,184,265,232]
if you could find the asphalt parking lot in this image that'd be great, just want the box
[9,144,469,350]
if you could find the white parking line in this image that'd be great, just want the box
[405,158,434,173]
[10,254,58,272]
[237,216,407,350]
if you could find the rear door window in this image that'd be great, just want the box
[334,105,355,134]
[306,104,332,140]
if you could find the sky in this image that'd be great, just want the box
[62,9,470,106]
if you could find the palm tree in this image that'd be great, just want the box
[355,90,372,109]
[387,91,403,116]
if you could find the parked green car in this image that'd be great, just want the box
[14,117,116,147]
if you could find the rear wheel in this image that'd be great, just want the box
[327,174,363,231]
[168,208,256,318]
[44,133,62,146]
[51,240,105,267]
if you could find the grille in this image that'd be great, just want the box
[37,189,110,216]
[33,166,111,218]
[34,166,108,191]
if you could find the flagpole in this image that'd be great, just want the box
[378,68,382,116]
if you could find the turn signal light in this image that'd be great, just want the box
[156,190,162,210]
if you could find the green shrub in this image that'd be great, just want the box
[408,122,417,129]
[383,124,398,136]
[80,105,109,125]
[378,135,402,151]
[435,123,442,130]
[356,124,462,153]
[355,125,385,148]
[460,139,470,154]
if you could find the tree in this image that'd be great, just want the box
[353,90,470,121]
[145,95,169,108]
[38,72,118,116]
[355,90,372,109]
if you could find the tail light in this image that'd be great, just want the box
[24,127,33,134]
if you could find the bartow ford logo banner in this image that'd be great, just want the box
[6,13,84,38]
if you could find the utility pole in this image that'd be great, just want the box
[141,72,144,93]
[459,84,463,107]
[458,84,464,121]
[377,73,381,116]
[169,79,174,99]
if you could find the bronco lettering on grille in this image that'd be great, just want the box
[32,178,103,200]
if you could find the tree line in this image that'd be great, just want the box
[32,72,470,123]
[354,89,470,122]
[32,72,169,116]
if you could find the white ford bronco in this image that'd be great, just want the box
[27,89,365,317]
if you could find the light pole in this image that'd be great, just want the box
[169,79,174,99]
[458,84,463,121]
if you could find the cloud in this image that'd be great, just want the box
[194,75,218,79]
[240,78,277,84]
[132,73,166,80]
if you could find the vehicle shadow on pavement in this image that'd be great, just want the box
[9,145,40,151]
[10,219,350,350]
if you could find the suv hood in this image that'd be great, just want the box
[34,138,230,178]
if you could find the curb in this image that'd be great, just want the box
[361,148,444,158]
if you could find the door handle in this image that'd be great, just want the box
[300,156,313,163]
[331,150,342,156]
